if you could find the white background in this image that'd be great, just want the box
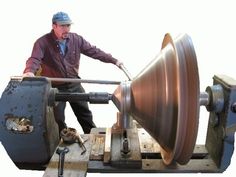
[0,0,236,176]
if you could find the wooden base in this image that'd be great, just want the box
[43,128,222,177]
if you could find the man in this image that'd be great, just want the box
[23,12,124,134]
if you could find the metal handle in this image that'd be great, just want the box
[119,64,133,81]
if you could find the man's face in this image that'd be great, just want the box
[52,23,71,40]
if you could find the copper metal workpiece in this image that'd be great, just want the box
[113,33,200,165]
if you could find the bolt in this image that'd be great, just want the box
[209,112,219,127]
[231,102,236,113]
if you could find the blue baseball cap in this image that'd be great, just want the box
[52,12,73,25]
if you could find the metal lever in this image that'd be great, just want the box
[119,64,132,81]
[76,133,87,155]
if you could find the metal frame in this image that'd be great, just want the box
[43,75,236,176]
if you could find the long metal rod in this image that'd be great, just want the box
[11,76,121,85]
[48,77,121,85]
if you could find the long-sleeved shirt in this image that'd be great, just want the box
[23,30,118,78]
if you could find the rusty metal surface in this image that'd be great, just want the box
[0,78,59,168]
[129,33,200,165]
[205,75,236,170]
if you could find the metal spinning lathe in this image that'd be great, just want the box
[0,33,235,176]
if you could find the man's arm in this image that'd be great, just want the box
[23,40,44,75]
[79,35,132,80]
[79,36,119,65]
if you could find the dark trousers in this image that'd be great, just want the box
[53,82,96,134]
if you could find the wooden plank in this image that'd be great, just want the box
[138,128,160,153]
[103,128,111,163]
[43,127,220,175]
[90,134,105,160]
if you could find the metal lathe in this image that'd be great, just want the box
[0,33,235,176]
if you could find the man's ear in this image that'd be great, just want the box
[52,24,56,30]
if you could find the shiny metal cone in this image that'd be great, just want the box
[131,33,200,165]
[113,33,200,165]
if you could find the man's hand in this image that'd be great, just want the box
[115,60,132,80]
[22,72,35,77]
[115,60,123,69]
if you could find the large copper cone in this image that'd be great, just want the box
[131,33,200,164]
[113,33,200,165]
